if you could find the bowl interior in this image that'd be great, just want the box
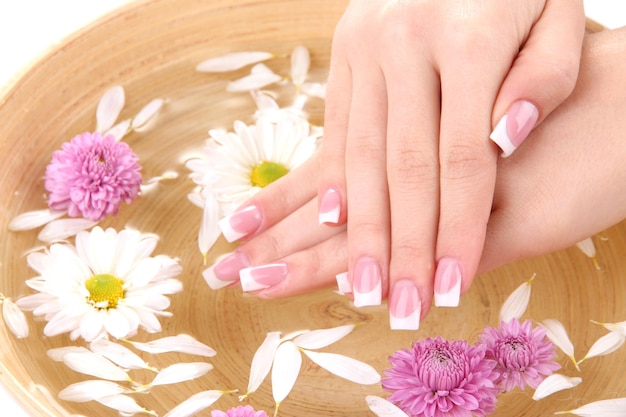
[1,1,625,416]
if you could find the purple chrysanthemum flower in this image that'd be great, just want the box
[45,132,142,221]
[479,318,560,392]
[211,405,269,417]
[382,336,499,417]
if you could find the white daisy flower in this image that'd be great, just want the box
[186,111,320,257]
[16,226,183,341]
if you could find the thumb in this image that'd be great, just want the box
[489,0,586,157]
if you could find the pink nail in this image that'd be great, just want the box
[353,257,382,307]
[203,251,250,290]
[239,262,288,292]
[218,205,262,242]
[434,257,462,307]
[319,188,341,224]
[490,100,539,157]
[389,279,421,330]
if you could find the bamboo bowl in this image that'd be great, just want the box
[0,1,623,416]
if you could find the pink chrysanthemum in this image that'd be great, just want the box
[211,405,268,417]
[45,132,142,221]
[382,336,499,417]
[479,318,560,392]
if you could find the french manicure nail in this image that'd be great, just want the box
[353,257,382,307]
[239,262,288,292]
[318,188,341,224]
[389,279,421,330]
[218,205,262,242]
[203,251,251,290]
[434,257,462,307]
[490,100,539,157]
[335,271,351,295]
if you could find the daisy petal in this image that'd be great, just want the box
[96,86,126,132]
[90,339,153,370]
[196,51,274,72]
[8,209,66,231]
[575,237,600,269]
[271,341,302,405]
[242,332,282,400]
[292,324,356,350]
[300,82,326,99]
[555,397,626,416]
[62,351,130,381]
[163,390,225,417]
[2,297,29,338]
[150,362,213,387]
[227,70,282,93]
[532,374,583,401]
[199,196,221,259]
[290,46,310,86]
[592,320,626,336]
[499,274,535,323]
[126,334,216,357]
[47,346,90,362]
[365,395,409,417]
[540,319,579,370]
[96,394,156,416]
[132,98,164,131]
[578,331,625,364]
[104,118,132,141]
[38,218,98,243]
[59,380,128,402]
[302,350,380,385]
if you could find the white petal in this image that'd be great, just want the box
[540,319,579,370]
[290,46,310,86]
[150,362,213,387]
[62,351,130,381]
[59,380,127,402]
[163,390,224,417]
[555,398,626,416]
[300,82,326,99]
[499,274,535,323]
[365,395,409,417]
[271,341,302,405]
[241,332,282,400]
[132,98,164,131]
[292,324,356,350]
[38,218,98,243]
[575,237,600,269]
[199,196,221,259]
[90,339,152,370]
[47,346,90,362]
[96,394,155,416]
[8,209,65,231]
[2,298,29,338]
[227,71,282,93]
[592,320,626,336]
[126,334,216,357]
[532,374,583,401]
[104,118,132,141]
[302,350,380,385]
[578,331,625,364]
[96,86,126,132]
[196,51,274,72]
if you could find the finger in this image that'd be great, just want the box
[344,65,390,307]
[490,0,585,156]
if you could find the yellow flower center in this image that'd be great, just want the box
[85,274,125,309]
[250,161,289,188]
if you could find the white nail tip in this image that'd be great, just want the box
[354,280,382,307]
[335,272,351,295]
[217,216,246,243]
[202,265,235,290]
[434,278,461,307]
[318,206,340,225]
[489,115,516,157]
[239,267,267,292]
[390,309,421,331]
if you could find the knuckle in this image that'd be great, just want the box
[388,148,436,186]
[440,140,493,181]
[245,231,283,263]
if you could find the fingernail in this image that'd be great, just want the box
[353,257,382,307]
[239,262,288,292]
[389,279,421,330]
[218,205,263,242]
[434,257,462,307]
[335,271,351,295]
[319,188,341,224]
[490,100,539,157]
[203,251,250,290]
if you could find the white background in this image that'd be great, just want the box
[0,1,624,416]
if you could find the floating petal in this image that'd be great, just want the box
[271,341,302,406]
[302,350,380,385]
[540,319,579,370]
[8,209,66,231]
[59,380,128,402]
[38,218,98,243]
[227,68,282,92]
[163,390,225,417]
[532,374,582,400]
[96,394,156,416]
[499,274,535,323]
[199,196,221,260]
[47,346,90,362]
[150,362,213,387]
[301,82,327,99]
[132,98,164,131]
[2,297,29,338]
[365,395,409,417]
[126,334,216,357]
[290,46,310,86]
[241,332,282,400]
[62,351,130,381]
[592,320,626,336]
[578,331,625,364]
[575,237,600,269]
[555,398,626,416]
[104,118,132,141]
[292,324,355,350]
[96,86,126,132]
[90,339,153,370]
[196,51,274,72]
